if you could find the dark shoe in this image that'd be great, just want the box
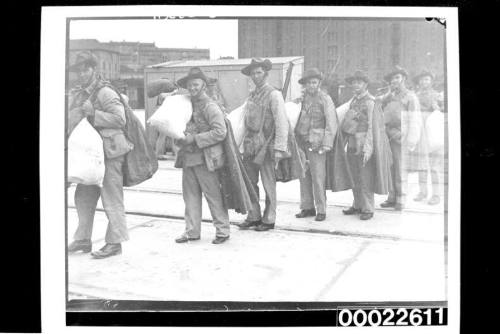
[315,213,326,221]
[413,192,427,201]
[212,236,230,244]
[360,212,374,220]
[380,200,396,208]
[175,235,201,243]
[295,209,316,218]
[68,239,92,253]
[428,195,440,205]
[342,207,361,215]
[238,220,262,230]
[394,203,404,211]
[91,243,122,259]
[255,223,275,231]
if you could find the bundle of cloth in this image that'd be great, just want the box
[147,94,193,139]
[68,118,105,187]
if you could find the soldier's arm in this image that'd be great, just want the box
[363,99,375,160]
[404,93,422,147]
[93,87,126,129]
[269,90,289,152]
[194,103,227,148]
[321,94,338,150]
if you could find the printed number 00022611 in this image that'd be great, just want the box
[337,307,446,327]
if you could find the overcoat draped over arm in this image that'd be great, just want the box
[325,100,392,194]
[218,118,260,214]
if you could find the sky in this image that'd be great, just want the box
[70,19,239,59]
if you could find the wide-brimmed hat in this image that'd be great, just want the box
[176,67,210,89]
[345,70,370,84]
[68,51,99,72]
[241,58,272,76]
[383,65,409,82]
[412,70,435,85]
[298,68,323,85]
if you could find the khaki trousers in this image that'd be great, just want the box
[74,155,129,244]
[182,164,230,238]
[299,150,327,214]
[244,158,277,225]
[347,153,375,213]
[387,141,408,205]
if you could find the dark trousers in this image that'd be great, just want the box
[74,155,129,244]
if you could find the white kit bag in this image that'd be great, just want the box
[227,102,248,148]
[68,118,105,186]
[336,98,353,124]
[426,109,445,152]
[285,101,302,130]
[147,94,193,139]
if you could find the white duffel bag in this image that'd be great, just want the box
[426,109,445,152]
[227,102,247,148]
[285,101,302,130]
[336,98,353,124]
[147,94,193,139]
[68,118,105,187]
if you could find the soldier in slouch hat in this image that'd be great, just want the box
[294,68,338,221]
[67,51,133,258]
[341,70,392,219]
[174,67,230,244]
[379,66,423,210]
[237,58,290,232]
[412,70,444,205]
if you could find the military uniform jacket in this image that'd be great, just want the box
[343,91,375,157]
[69,76,133,160]
[295,90,338,151]
[381,87,422,147]
[242,83,288,158]
[175,94,227,172]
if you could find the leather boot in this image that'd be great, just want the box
[295,209,316,218]
[238,220,262,230]
[91,243,122,259]
[342,207,361,215]
[68,239,92,253]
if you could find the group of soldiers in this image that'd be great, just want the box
[66,51,444,259]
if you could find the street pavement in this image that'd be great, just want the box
[67,210,446,303]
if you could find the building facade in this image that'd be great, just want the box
[69,39,210,108]
[238,18,446,88]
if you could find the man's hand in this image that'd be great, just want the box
[317,146,331,155]
[81,100,95,117]
[274,150,287,169]
[177,134,195,147]
[362,151,371,166]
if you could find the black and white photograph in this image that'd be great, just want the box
[40,5,460,332]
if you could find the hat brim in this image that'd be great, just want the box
[298,74,323,85]
[345,75,370,84]
[176,73,209,89]
[384,70,409,82]
[412,73,434,85]
[241,60,272,76]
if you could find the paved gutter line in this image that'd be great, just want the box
[67,206,442,244]
[117,187,445,215]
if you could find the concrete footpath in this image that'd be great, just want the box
[67,209,446,303]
